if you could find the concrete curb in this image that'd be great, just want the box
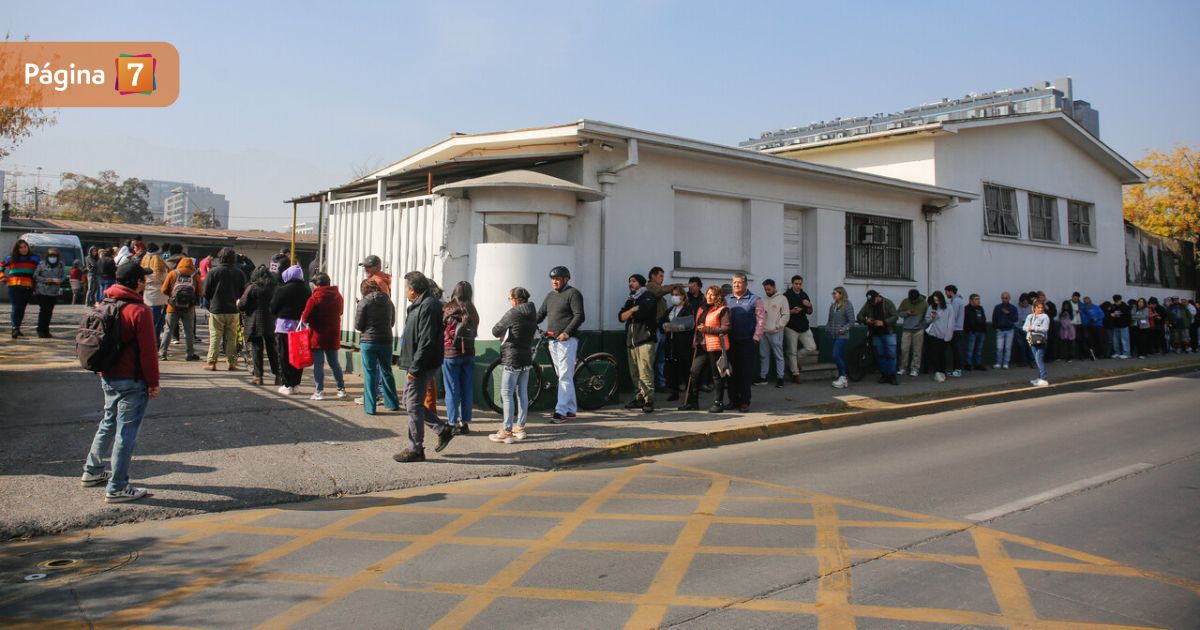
[553,362,1200,467]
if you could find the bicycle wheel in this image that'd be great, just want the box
[482,360,545,414]
[573,352,620,410]
[846,344,868,382]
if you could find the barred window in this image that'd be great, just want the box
[984,184,1019,237]
[1028,193,1058,242]
[1068,200,1093,246]
[845,213,912,280]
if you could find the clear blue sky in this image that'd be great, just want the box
[4,0,1198,229]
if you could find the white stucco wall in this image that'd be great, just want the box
[789,137,938,186]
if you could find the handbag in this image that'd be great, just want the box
[1027,331,1047,346]
[714,333,733,378]
[288,326,314,369]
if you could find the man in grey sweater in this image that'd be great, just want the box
[538,266,586,423]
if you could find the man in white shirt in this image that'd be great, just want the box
[756,279,790,389]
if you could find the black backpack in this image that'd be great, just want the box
[76,298,130,372]
[169,272,197,309]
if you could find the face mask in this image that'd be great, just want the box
[48,257,58,264]
[670,295,682,306]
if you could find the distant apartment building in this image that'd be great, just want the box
[144,179,230,227]
[740,77,1100,152]
[283,221,317,235]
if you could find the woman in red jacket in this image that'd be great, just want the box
[301,273,346,400]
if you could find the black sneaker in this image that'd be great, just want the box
[775,378,784,389]
[877,375,888,384]
[708,403,724,413]
[550,412,568,424]
[564,412,577,419]
[624,397,644,409]
[185,354,201,361]
[752,378,768,386]
[393,449,426,463]
[454,422,471,436]
[434,427,454,453]
[642,401,655,414]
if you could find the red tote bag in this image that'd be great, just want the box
[288,327,314,369]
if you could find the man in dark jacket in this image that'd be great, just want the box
[537,266,585,423]
[857,289,899,385]
[97,248,117,295]
[620,274,660,413]
[394,271,453,462]
[80,261,161,503]
[202,247,247,371]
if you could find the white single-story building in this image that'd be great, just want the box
[760,111,1151,304]
[292,120,982,345]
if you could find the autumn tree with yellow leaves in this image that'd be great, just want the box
[1123,146,1200,245]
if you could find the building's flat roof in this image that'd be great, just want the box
[1,218,318,245]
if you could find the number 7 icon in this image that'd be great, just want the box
[115,53,156,95]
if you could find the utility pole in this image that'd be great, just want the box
[34,167,42,215]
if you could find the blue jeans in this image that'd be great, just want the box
[1031,344,1047,380]
[654,330,667,388]
[832,338,849,376]
[312,348,345,393]
[871,334,897,376]
[995,329,1014,365]
[441,355,475,426]
[967,331,986,367]
[360,342,398,414]
[1110,327,1130,356]
[84,378,149,494]
[151,305,166,342]
[547,337,578,415]
[500,365,530,432]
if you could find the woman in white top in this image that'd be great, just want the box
[924,290,953,382]
[140,252,170,342]
[1023,298,1051,386]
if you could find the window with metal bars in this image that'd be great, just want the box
[1028,193,1058,242]
[845,213,912,280]
[1067,200,1093,247]
[983,184,1020,237]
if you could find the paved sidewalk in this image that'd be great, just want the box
[2,304,1198,538]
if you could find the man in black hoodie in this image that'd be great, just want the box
[394,271,453,462]
[620,274,660,413]
[202,248,247,371]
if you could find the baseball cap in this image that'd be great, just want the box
[865,289,879,300]
[359,255,382,268]
[115,260,151,285]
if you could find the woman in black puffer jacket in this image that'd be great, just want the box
[488,287,538,443]
[270,264,312,394]
[237,265,280,386]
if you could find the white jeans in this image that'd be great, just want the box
[759,330,785,378]
[547,337,578,415]
[784,328,818,374]
[995,329,1014,365]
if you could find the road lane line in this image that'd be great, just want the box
[965,463,1155,522]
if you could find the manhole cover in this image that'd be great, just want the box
[39,559,81,569]
[24,574,47,581]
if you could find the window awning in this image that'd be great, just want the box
[431,169,606,202]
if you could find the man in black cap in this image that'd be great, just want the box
[80,261,161,503]
[360,254,392,297]
[619,273,659,413]
[538,265,585,423]
[857,289,899,385]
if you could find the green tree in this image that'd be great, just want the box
[55,170,152,224]
[0,34,57,161]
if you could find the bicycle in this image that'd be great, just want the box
[845,331,877,383]
[481,329,620,413]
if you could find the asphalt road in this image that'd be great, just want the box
[1,370,1196,629]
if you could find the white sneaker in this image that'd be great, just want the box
[278,385,295,395]
[489,430,515,444]
[908,368,919,377]
[512,427,527,441]
[1034,379,1049,387]
[1002,364,1009,369]
[933,372,946,383]
[80,471,110,487]
[992,363,1001,369]
[354,397,364,405]
[1029,379,1040,386]
[310,391,324,401]
[336,388,347,399]
[105,486,148,503]
[831,376,848,389]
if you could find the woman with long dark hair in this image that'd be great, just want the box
[1,239,39,338]
[442,281,480,434]
[925,290,953,382]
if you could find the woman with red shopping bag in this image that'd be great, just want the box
[270,264,312,395]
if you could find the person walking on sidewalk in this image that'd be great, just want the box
[857,289,899,385]
[782,275,817,383]
[237,265,279,386]
[394,271,455,463]
[756,279,789,388]
[202,248,247,371]
[897,289,928,377]
[827,286,855,389]
[1024,298,1051,386]
[80,261,161,503]
[356,278,398,416]
[159,256,203,361]
[537,266,585,424]
[724,273,765,412]
[301,273,346,400]
[963,294,988,371]
[270,264,312,395]
[442,281,480,434]
[991,292,1019,369]
[620,273,660,413]
[680,285,731,412]
[925,290,954,382]
[32,247,67,338]
[945,284,966,377]
[2,239,39,339]
[489,287,537,444]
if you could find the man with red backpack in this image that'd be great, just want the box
[79,261,161,503]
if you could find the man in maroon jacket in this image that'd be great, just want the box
[80,261,162,503]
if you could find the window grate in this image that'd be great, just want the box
[845,213,912,280]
